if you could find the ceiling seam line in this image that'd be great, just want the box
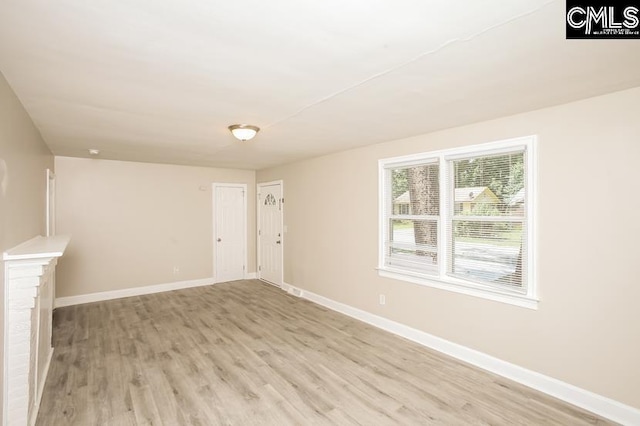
[264,0,560,129]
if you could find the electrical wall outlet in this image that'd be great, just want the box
[173,266,180,275]
[379,294,386,305]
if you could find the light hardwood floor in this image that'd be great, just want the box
[37,280,612,425]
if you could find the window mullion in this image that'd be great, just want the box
[389,214,439,221]
[451,215,524,222]
[438,154,448,279]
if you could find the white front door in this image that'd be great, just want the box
[258,182,283,286]
[213,184,246,283]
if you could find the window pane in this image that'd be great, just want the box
[450,220,524,288]
[380,138,534,306]
[390,164,439,216]
[387,219,438,273]
[453,152,524,217]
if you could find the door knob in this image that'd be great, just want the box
[217,238,222,242]
[276,240,281,244]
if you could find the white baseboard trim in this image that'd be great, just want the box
[282,282,640,426]
[55,277,215,308]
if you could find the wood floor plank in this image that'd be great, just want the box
[36,280,614,425]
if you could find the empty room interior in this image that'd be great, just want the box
[1,0,639,425]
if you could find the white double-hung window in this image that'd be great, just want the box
[378,136,537,308]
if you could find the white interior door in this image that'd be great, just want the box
[214,184,246,283]
[258,182,283,286]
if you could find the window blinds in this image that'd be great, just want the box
[385,162,440,274]
[447,151,526,290]
[382,146,528,293]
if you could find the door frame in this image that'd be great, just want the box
[46,169,55,237]
[257,180,284,287]
[212,183,248,283]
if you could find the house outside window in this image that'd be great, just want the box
[379,136,537,309]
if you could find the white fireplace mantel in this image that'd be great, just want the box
[3,235,70,426]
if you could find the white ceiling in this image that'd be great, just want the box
[1,0,639,170]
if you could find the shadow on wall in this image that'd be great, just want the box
[0,158,7,196]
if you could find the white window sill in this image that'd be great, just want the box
[377,267,539,310]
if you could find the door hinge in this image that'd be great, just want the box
[243,265,245,271]
[258,229,261,236]
[258,265,261,271]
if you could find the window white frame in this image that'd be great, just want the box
[378,136,537,309]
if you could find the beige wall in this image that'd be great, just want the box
[0,72,53,424]
[55,157,256,297]
[257,87,640,409]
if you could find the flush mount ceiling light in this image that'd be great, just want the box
[228,124,260,141]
